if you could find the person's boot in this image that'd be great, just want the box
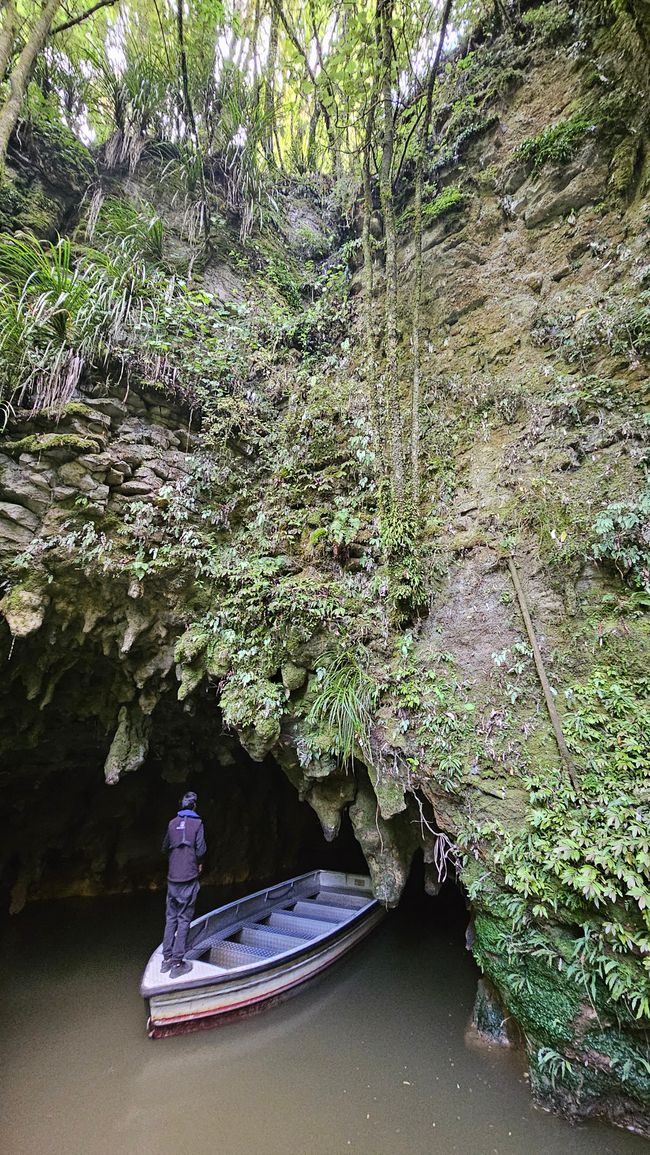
[160,957,173,973]
[170,960,193,978]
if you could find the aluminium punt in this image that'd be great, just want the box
[141,869,385,1037]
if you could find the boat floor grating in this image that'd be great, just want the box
[291,900,348,922]
[268,912,336,937]
[315,890,368,909]
[209,939,276,968]
[240,926,308,952]
[185,929,235,960]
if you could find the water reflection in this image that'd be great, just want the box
[0,887,645,1155]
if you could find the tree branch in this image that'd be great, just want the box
[507,557,579,792]
[52,0,118,36]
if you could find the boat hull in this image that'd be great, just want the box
[142,870,384,1037]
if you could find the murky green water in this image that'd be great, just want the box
[0,886,645,1155]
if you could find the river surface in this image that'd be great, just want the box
[0,885,646,1155]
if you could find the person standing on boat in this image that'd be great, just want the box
[161,791,207,978]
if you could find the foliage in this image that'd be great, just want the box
[592,481,650,592]
[531,289,650,366]
[484,663,650,1021]
[399,185,464,231]
[0,222,261,415]
[514,116,595,173]
[509,476,592,569]
[520,3,573,44]
[88,196,165,262]
[307,646,379,767]
[379,495,428,625]
[309,504,362,560]
[258,243,352,355]
[425,30,527,179]
[382,638,479,794]
[535,1046,578,1090]
[219,673,285,747]
[0,230,163,410]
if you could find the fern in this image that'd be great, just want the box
[308,647,379,768]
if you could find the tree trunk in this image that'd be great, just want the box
[177,0,198,146]
[0,0,63,170]
[378,0,404,501]
[263,7,279,160]
[0,1,17,85]
[306,100,320,171]
[361,95,384,462]
[410,0,453,506]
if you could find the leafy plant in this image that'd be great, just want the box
[399,185,464,231]
[592,482,650,592]
[536,1046,577,1090]
[520,2,573,43]
[88,195,165,262]
[308,647,379,767]
[514,115,595,173]
[0,231,161,410]
[489,662,650,1021]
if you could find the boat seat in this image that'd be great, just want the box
[316,890,368,909]
[291,900,348,922]
[267,912,334,937]
[240,926,307,953]
[208,940,274,969]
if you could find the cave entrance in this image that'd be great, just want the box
[399,848,472,946]
[0,686,367,912]
[142,690,368,901]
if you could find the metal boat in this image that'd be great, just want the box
[141,869,385,1037]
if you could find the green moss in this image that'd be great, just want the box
[608,134,642,196]
[0,177,59,235]
[22,91,95,191]
[1,433,101,457]
[0,584,48,637]
[472,912,582,1045]
[582,1030,650,1103]
[55,402,99,420]
[399,185,465,232]
[367,764,406,819]
[425,185,464,220]
[514,115,596,173]
[520,2,573,44]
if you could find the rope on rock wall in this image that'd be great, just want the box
[507,557,579,793]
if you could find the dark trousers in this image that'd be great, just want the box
[162,879,200,962]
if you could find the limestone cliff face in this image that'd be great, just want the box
[1,1,649,1137]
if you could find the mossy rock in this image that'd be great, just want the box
[472,912,582,1045]
[0,175,60,235]
[1,433,102,458]
[206,644,231,678]
[239,716,281,761]
[367,762,406,819]
[0,585,48,638]
[15,104,95,194]
[177,663,205,701]
[281,660,307,692]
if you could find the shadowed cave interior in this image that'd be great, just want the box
[0,683,373,914]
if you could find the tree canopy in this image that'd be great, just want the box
[0,0,487,184]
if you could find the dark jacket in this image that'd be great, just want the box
[162,809,207,883]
